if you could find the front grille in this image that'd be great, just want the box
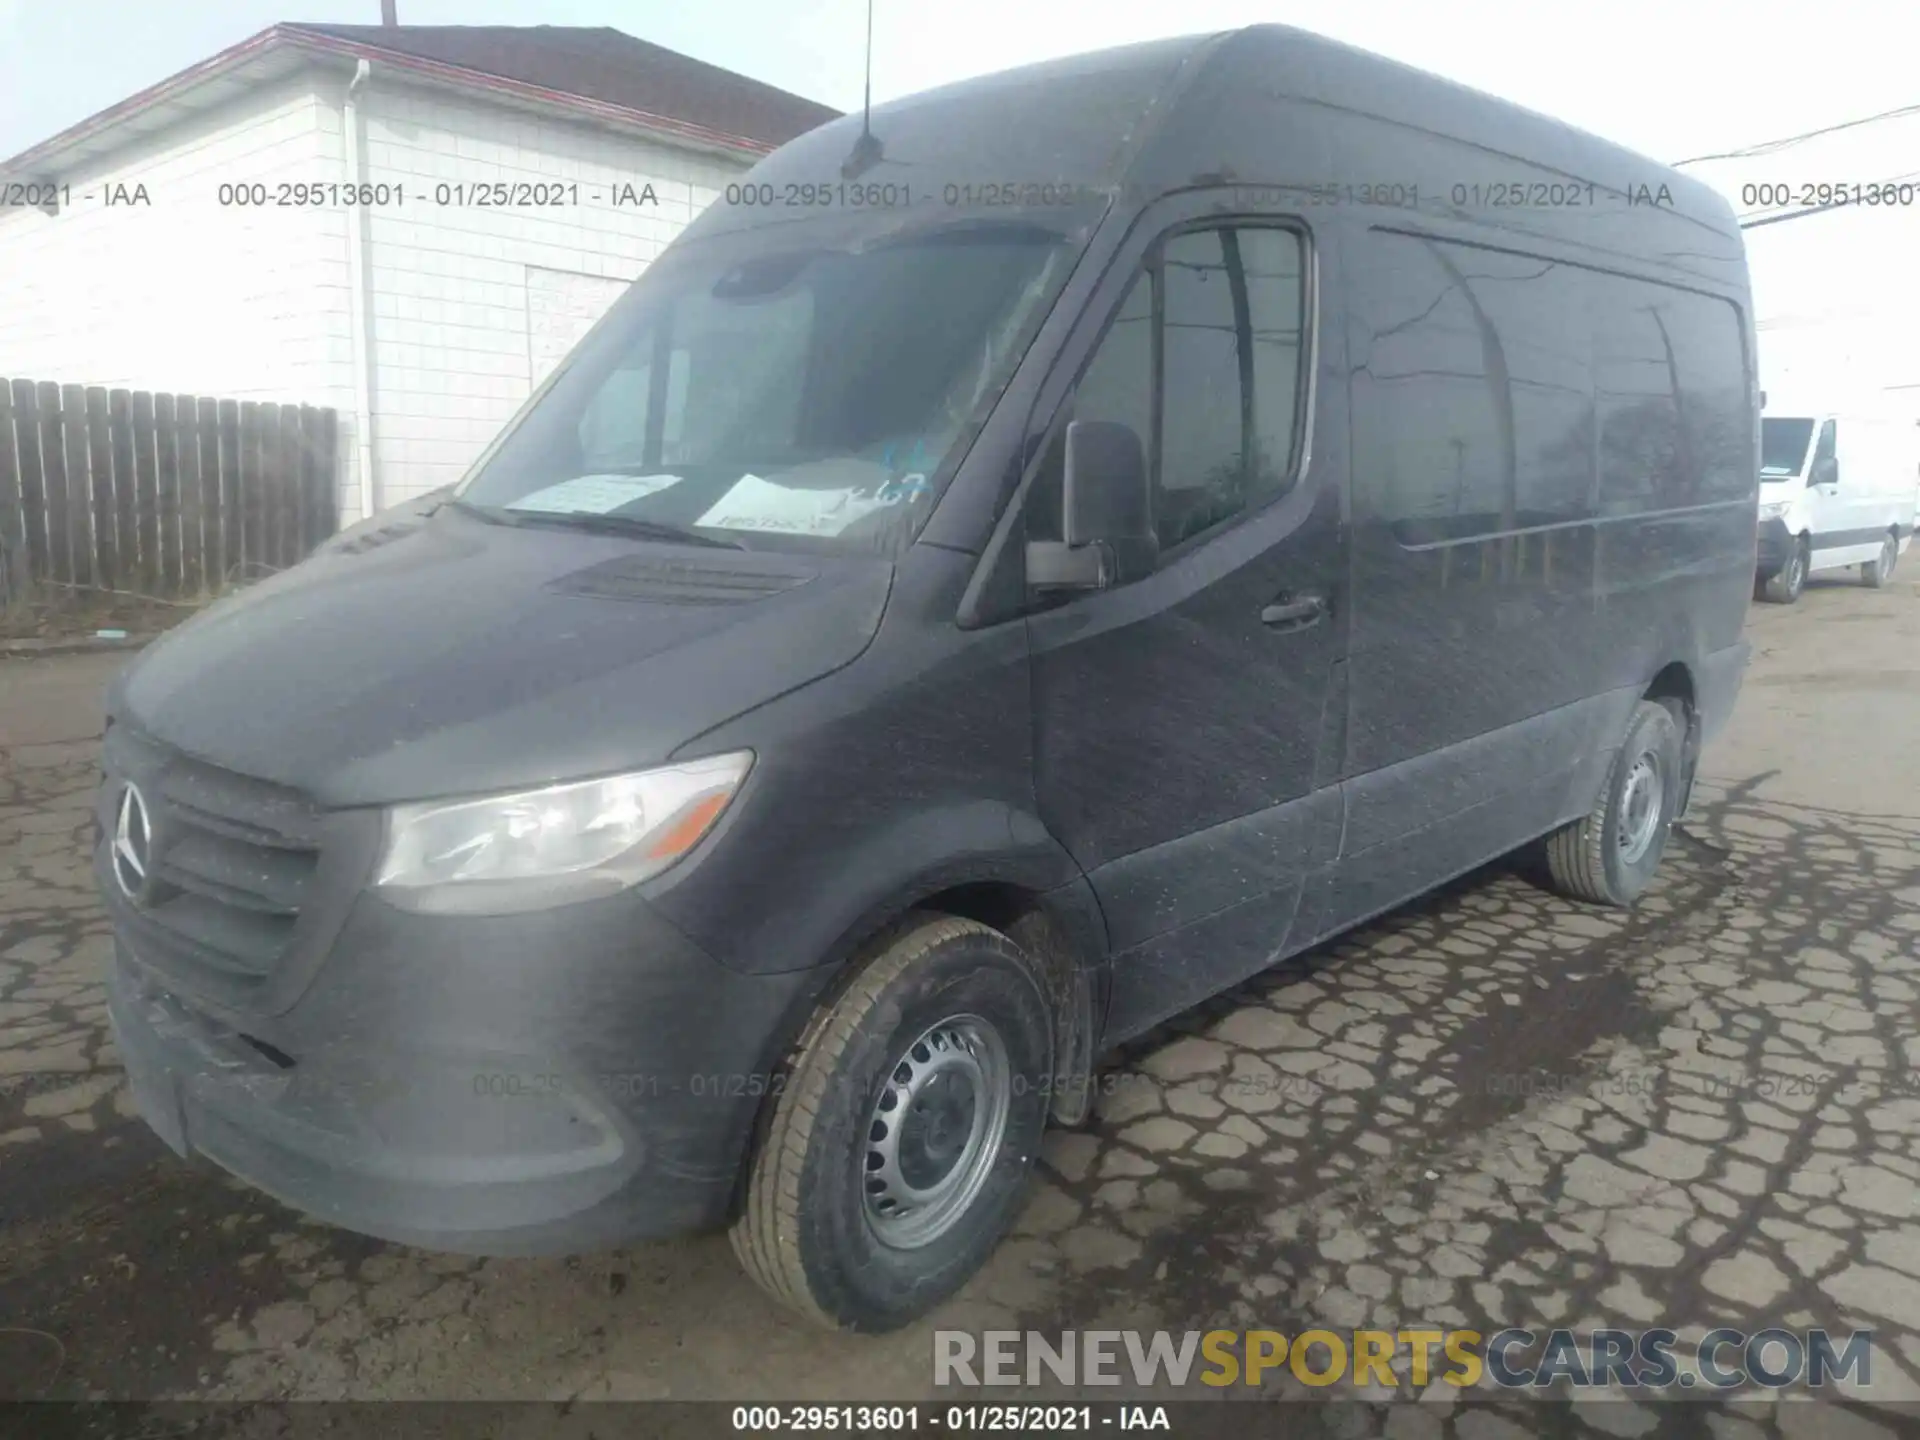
[101,724,323,1001]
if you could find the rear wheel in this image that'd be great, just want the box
[1761,536,1808,604]
[1862,531,1899,588]
[731,914,1052,1333]
[1543,699,1686,907]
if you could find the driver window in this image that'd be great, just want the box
[1810,420,1836,485]
[1025,274,1153,543]
[1020,222,1307,552]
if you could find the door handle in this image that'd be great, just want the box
[1261,593,1328,631]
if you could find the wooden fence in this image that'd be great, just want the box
[0,378,339,604]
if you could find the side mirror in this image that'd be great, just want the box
[1026,420,1157,592]
[1810,456,1837,488]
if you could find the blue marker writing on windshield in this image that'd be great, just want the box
[881,439,930,476]
[877,474,930,506]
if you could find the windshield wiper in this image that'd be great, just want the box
[442,496,526,525]
[505,509,747,549]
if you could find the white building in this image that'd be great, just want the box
[0,22,837,520]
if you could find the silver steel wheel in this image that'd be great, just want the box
[1880,536,1898,578]
[1617,750,1665,865]
[1785,547,1805,594]
[863,1014,1012,1250]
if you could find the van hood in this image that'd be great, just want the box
[109,505,893,808]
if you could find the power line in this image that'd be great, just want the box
[1672,101,1920,167]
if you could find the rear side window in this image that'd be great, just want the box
[1027,224,1309,550]
[1353,229,1752,537]
[1595,278,1752,511]
[1592,288,1684,515]
[1352,237,1591,539]
[1450,248,1591,529]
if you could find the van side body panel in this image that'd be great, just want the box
[1013,184,1353,1045]
[1827,415,1918,548]
[1058,25,1758,1032]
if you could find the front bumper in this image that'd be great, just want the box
[102,855,823,1256]
[1754,515,1794,578]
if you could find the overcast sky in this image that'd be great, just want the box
[1,0,1914,167]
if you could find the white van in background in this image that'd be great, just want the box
[1755,404,1920,603]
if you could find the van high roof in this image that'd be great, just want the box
[683,24,1743,289]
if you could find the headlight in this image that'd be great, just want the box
[1757,500,1791,520]
[374,751,752,914]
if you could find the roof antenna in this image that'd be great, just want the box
[840,0,883,179]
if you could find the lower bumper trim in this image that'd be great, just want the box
[106,949,734,1255]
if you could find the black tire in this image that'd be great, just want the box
[1861,531,1899,589]
[1544,699,1686,907]
[1761,536,1808,604]
[730,913,1053,1333]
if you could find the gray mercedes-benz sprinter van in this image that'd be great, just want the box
[96,24,1757,1332]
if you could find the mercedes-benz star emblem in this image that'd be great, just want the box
[113,782,153,901]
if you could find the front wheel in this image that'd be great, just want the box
[1761,536,1808,604]
[1862,531,1900,588]
[1543,699,1686,907]
[731,914,1053,1332]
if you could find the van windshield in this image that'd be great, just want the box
[1760,417,1815,478]
[457,222,1074,556]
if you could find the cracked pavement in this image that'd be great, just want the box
[3,572,1920,1437]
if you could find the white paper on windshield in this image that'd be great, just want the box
[695,473,894,536]
[507,474,684,515]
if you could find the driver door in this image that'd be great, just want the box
[1804,418,1846,567]
[1021,198,1350,1044]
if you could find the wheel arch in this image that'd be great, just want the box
[1643,660,1700,814]
[1644,659,1696,715]
[725,861,1109,1218]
